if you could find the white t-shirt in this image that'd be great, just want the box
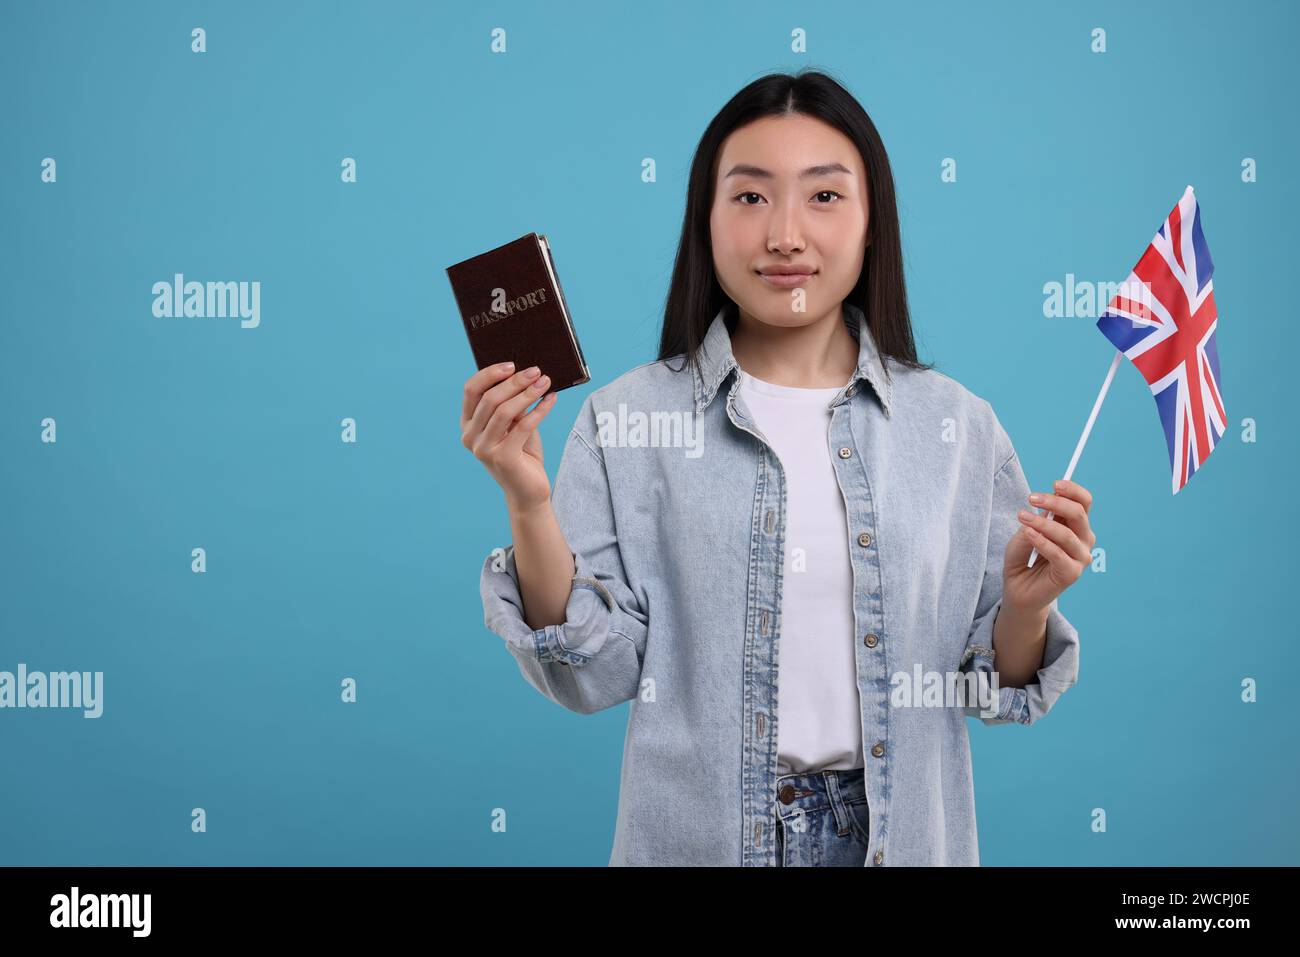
[737,368,864,773]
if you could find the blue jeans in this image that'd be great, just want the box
[774,768,871,867]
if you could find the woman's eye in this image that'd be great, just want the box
[734,190,841,205]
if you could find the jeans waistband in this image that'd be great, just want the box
[774,767,867,817]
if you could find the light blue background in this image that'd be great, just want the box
[1,0,1295,865]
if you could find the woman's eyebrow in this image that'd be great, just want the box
[723,162,853,180]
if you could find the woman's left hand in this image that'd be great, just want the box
[1002,478,1096,614]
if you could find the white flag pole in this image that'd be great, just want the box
[1027,349,1124,568]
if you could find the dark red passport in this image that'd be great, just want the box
[446,232,591,392]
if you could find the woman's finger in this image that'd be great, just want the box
[1027,491,1091,547]
[499,389,558,456]
[479,372,552,452]
[465,367,542,447]
[1018,508,1091,565]
[1050,478,1093,514]
[461,362,518,429]
[1028,491,1085,524]
[1022,523,1083,581]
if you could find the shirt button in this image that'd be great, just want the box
[778,784,796,804]
[871,742,885,758]
[838,447,852,458]
[845,385,857,398]
[874,849,884,865]
[864,633,879,648]
[857,531,872,547]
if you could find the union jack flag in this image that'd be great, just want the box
[1096,185,1226,494]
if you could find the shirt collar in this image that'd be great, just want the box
[692,301,893,418]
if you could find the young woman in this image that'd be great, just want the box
[462,69,1093,867]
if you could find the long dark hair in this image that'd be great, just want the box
[657,68,933,378]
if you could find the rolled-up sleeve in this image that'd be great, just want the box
[960,407,1080,726]
[479,397,649,715]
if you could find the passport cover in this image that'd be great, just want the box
[446,232,591,393]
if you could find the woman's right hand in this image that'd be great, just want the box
[461,362,559,513]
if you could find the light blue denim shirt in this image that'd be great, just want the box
[480,302,1080,866]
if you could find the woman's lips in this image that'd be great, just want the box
[757,270,816,288]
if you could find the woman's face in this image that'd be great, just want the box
[709,113,871,328]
